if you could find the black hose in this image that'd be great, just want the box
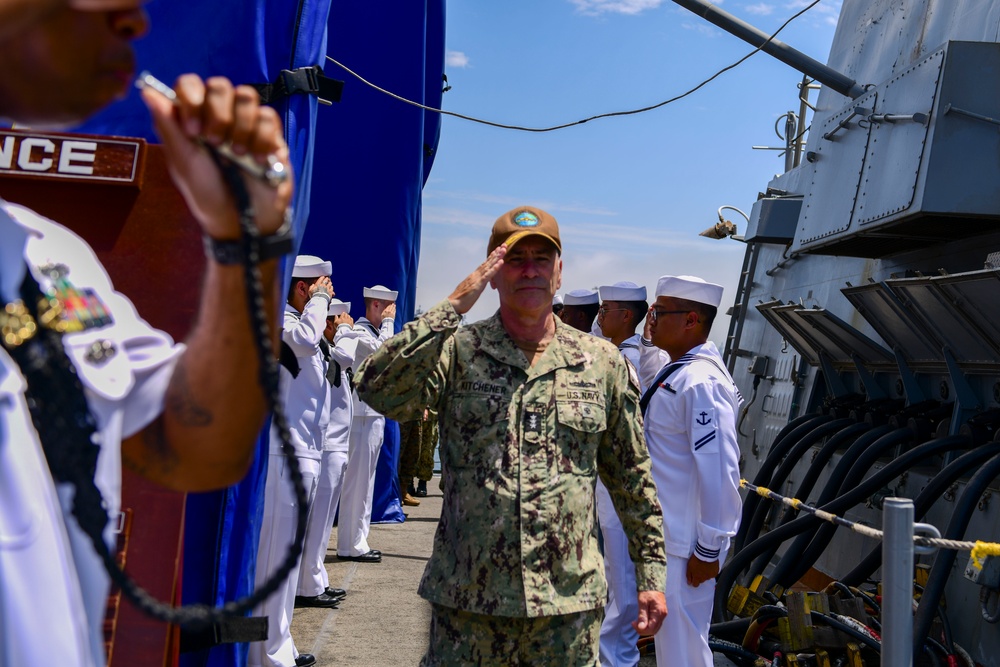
[713,434,974,622]
[741,418,856,555]
[771,427,916,588]
[746,422,872,578]
[733,413,829,553]
[922,640,946,667]
[784,432,973,588]
[709,616,754,641]
[708,638,765,666]
[742,424,894,583]
[912,452,1000,655]
[841,441,1000,586]
[809,611,881,652]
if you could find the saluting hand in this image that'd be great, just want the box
[310,276,334,299]
[448,245,507,315]
[333,312,354,328]
[382,303,397,320]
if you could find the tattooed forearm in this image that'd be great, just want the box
[122,415,179,479]
[165,364,213,427]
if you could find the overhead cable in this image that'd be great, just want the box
[324,0,822,133]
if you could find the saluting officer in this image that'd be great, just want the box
[638,275,742,667]
[353,205,667,665]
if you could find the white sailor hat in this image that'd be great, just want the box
[363,284,398,301]
[327,298,351,316]
[552,294,564,306]
[291,254,332,278]
[598,281,647,302]
[563,288,599,306]
[655,275,724,308]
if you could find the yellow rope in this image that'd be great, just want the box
[740,478,1000,559]
[970,541,1000,570]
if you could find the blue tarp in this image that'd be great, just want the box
[301,0,445,527]
[75,1,445,665]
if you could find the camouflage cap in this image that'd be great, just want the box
[487,205,562,256]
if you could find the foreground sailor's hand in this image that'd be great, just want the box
[687,554,720,587]
[633,590,667,636]
[448,244,507,315]
[140,74,293,240]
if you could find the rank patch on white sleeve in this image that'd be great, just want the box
[692,406,717,451]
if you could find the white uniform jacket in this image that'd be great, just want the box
[350,315,393,417]
[324,323,360,452]
[641,342,742,562]
[272,299,330,460]
[0,202,181,667]
[617,334,642,389]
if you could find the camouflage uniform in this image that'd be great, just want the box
[398,418,423,483]
[422,603,602,666]
[416,409,439,481]
[355,299,666,621]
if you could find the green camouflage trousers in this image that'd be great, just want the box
[399,411,439,483]
[416,411,438,481]
[399,419,422,482]
[420,603,602,666]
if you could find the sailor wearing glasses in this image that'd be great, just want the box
[593,281,650,667]
[638,275,742,667]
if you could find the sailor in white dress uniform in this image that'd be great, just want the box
[0,201,181,667]
[638,275,742,667]
[250,255,333,667]
[337,284,396,561]
[296,298,360,603]
[594,281,650,667]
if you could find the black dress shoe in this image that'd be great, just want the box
[415,480,428,497]
[325,587,347,599]
[295,654,316,667]
[294,593,341,608]
[337,549,382,563]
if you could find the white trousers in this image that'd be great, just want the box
[248,454,320,667]
[654,554,715,667]
[337,415,385,557]
[296,449,349,597]
[596,479,640,667]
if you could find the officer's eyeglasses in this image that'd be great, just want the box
[598,307,627,316]
[648,308,692,322]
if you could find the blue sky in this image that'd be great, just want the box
[417,0,842,341]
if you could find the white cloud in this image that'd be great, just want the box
[569,0,665,17]
[682,21,722,37]
[784,0,842,27]
[745,2,775,15]
[446,51,470,68]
